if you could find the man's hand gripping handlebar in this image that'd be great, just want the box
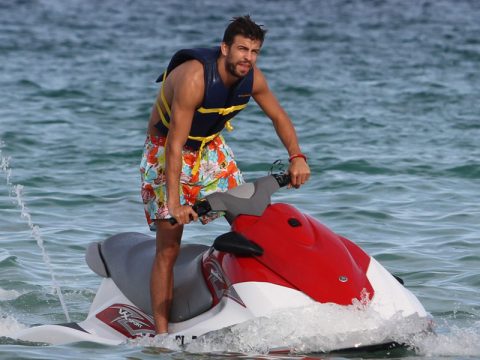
[168,173,290,225]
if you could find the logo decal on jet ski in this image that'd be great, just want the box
[96,303,155,338]
[203,256,245,307]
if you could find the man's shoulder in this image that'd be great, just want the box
[253,65,262,75]
[174,59,204,75]
[169,60,205,97]
[252,66,268,94]
[170,59,204,85]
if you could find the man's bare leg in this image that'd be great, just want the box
[150,220,183,334]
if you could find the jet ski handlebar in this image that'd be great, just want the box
[169,173,291,225]
[167,200,212,226]
[272,172,291,188]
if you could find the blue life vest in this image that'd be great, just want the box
[154,47,254,150]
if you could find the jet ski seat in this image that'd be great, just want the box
[86,232,212,323]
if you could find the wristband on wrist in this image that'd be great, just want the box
[288,153,307,163]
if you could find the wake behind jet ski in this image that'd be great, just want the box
[12,173,432,351]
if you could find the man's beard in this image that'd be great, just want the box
[225,59,251,78]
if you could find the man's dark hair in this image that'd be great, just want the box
[222,15,267,46]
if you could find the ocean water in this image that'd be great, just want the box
[1,0,479,359]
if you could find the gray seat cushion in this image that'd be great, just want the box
[91,232,212,323]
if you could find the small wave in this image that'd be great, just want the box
[38,88,88,99]
[414,320,480,358]
[0,258,19,270]
[281,85,315,97]
[17,79,42,89]
[0,248,18,267]
[445,163,480,179]
[325,159,393,175]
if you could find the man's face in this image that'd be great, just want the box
[222,35,262,78]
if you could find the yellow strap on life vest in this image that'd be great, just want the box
[156,102,223,142]
[156,100,223,176]
[188,133,219,175]
[195,104,246,133]
[197,103,247,116]
[160,71,171,116]
[225,120,234,132]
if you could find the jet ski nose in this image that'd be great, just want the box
[284,215,315,246]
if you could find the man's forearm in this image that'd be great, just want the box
[272,114,302,156]
[165,142,183,209]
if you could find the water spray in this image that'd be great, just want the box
[1,141,71,322]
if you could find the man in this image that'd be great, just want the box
[140,15,310,335]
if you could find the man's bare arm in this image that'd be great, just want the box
[165,61,204,224]
[252,67,310,187]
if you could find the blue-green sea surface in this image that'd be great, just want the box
[1,0,479,359]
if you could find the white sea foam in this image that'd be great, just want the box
[131,333,182,350]
[0,143,12,185]
[0,314,27,337]
[131,304,480,358]
[0,288,22,301]
[131,300,430,354]
[414,320,480,358]
[184,302,431,354]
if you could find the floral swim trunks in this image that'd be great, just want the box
[140,134,244,230]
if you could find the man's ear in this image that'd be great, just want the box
[220,42,229,56]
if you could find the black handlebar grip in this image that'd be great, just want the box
[273,173,291,187]
[167,200,212,226]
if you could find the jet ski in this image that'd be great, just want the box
[12,173,431,350]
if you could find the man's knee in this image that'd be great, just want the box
[153,220,182,261]
[155,240,180,261]
[155,241,179,257]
